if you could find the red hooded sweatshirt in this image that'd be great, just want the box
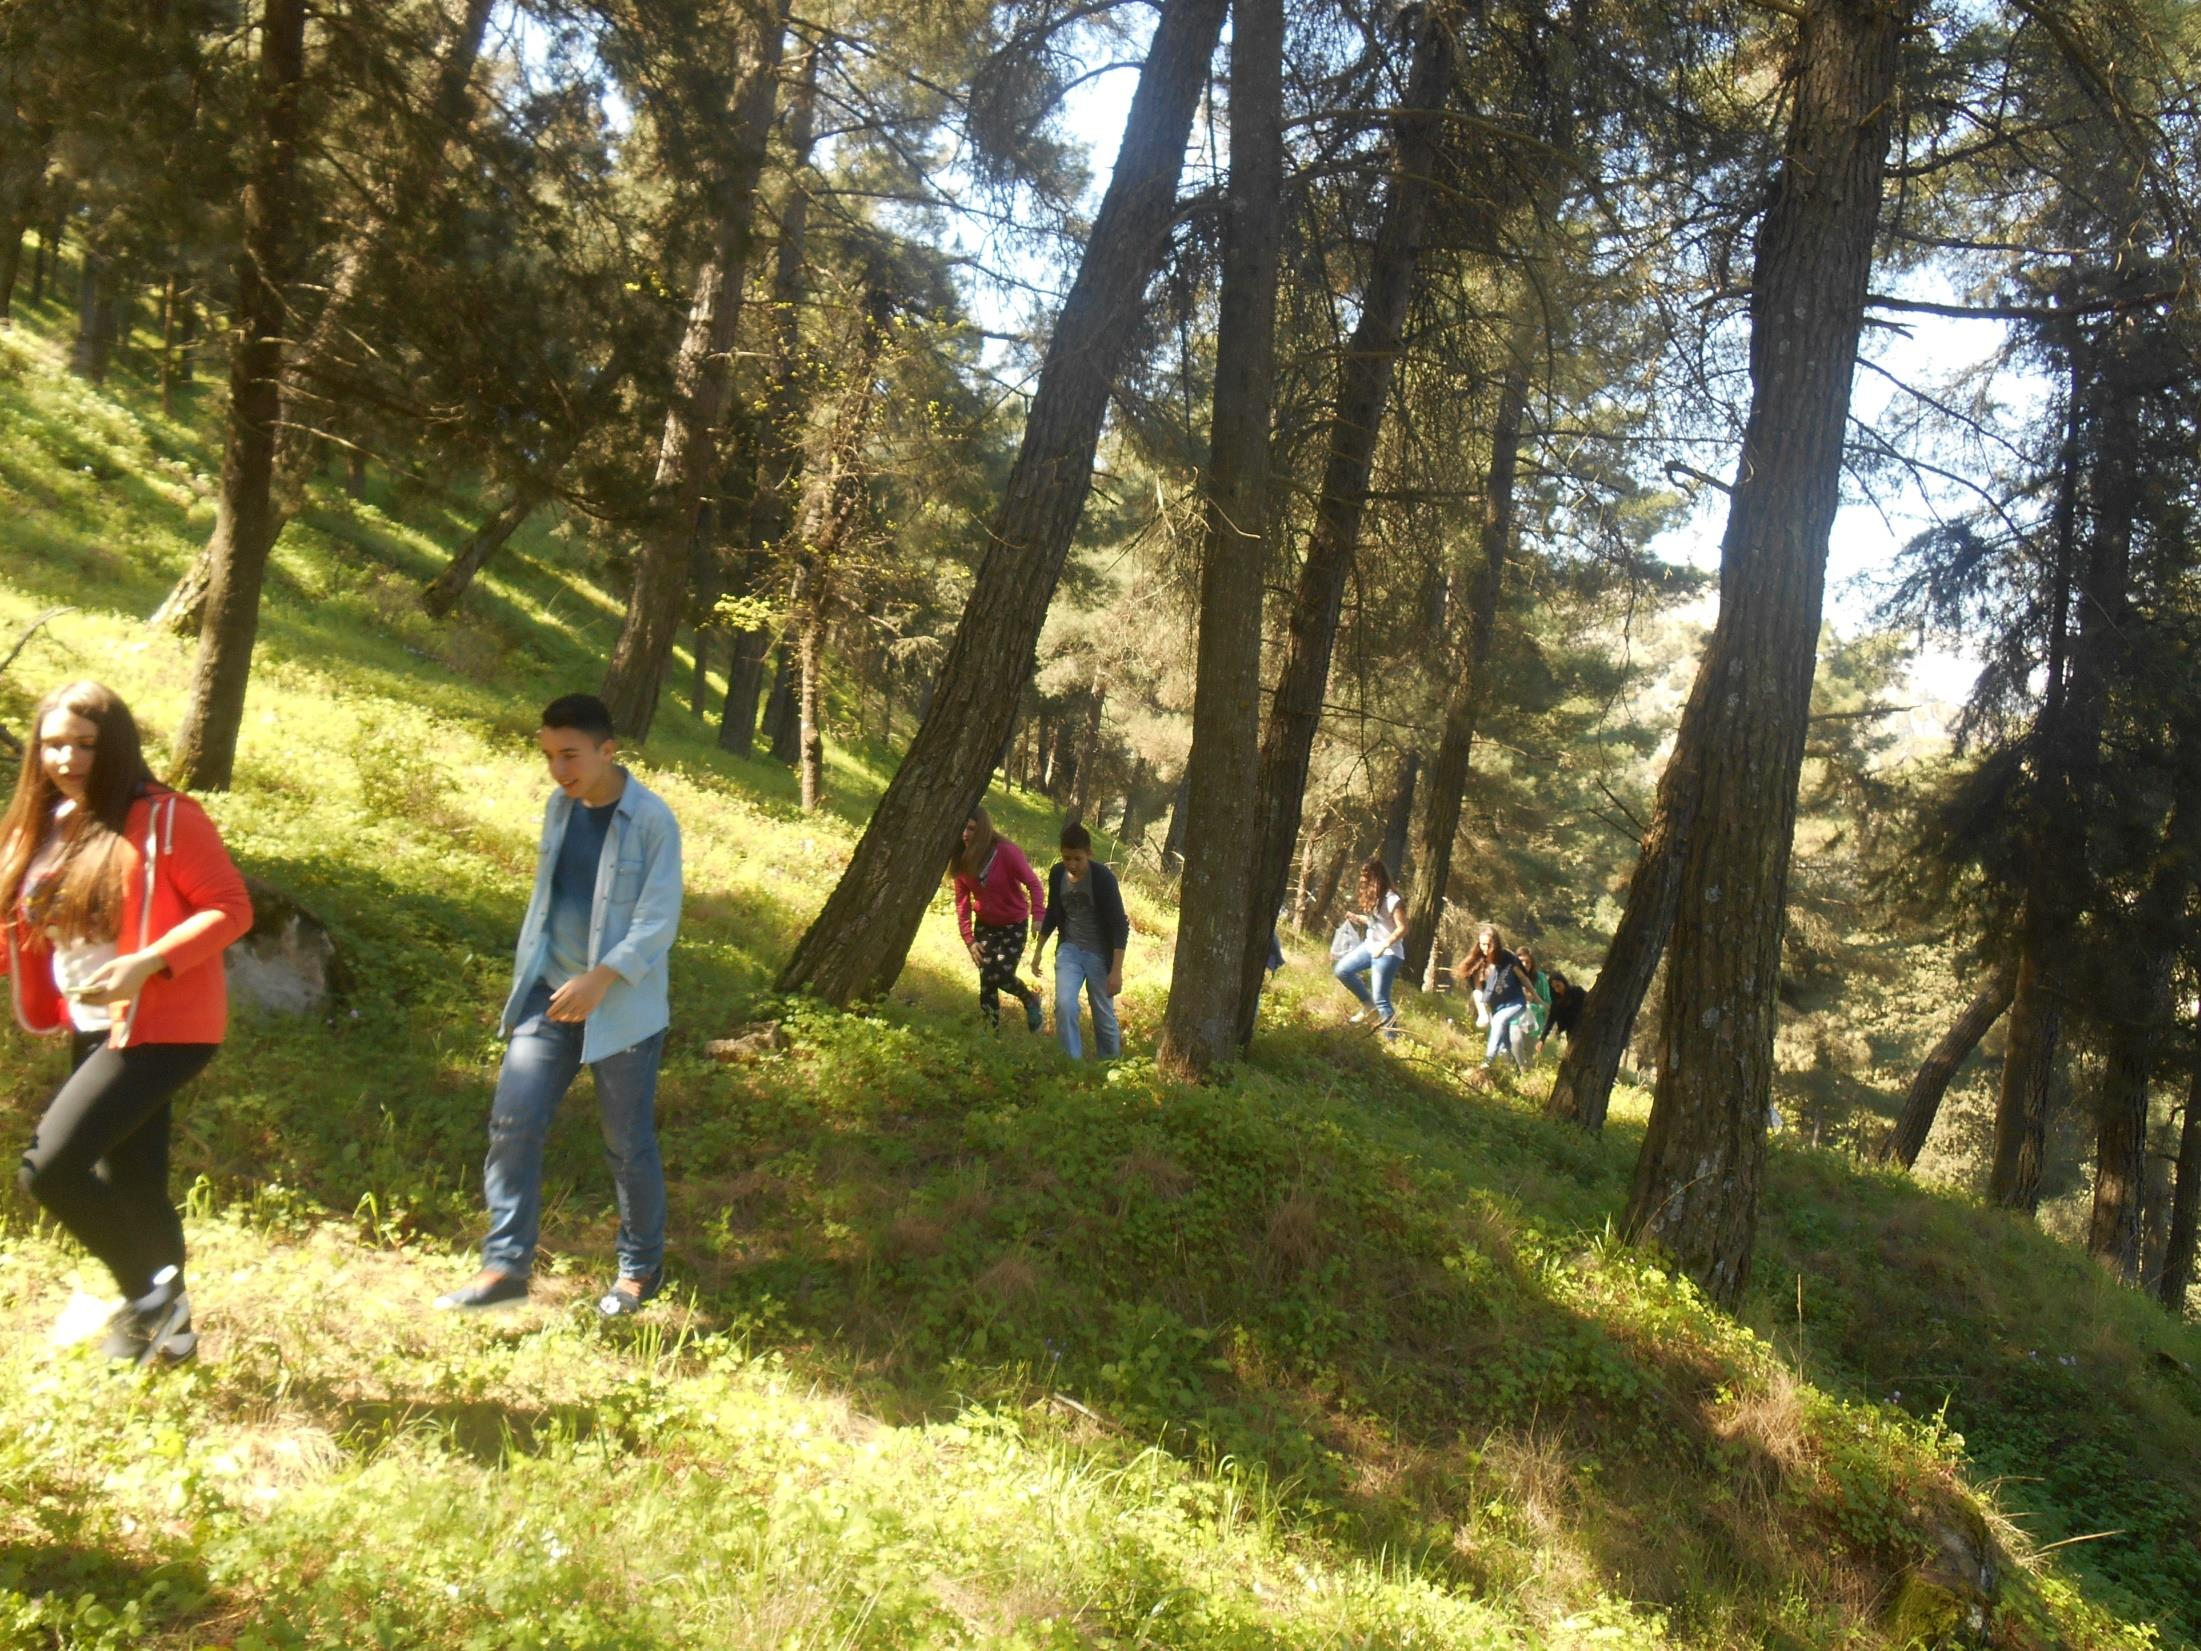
[952,838,1044,947]
[5,786,253,1048]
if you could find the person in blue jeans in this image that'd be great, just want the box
[1334,858,1410,1039]
[1030,822,1127,1060]
[435,694,682,1319]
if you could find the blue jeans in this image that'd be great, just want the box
[481,979,667,1279]
[1054,945,1121,1060]
[1334,942,1402,1025]
[1486,1002,1527,1069]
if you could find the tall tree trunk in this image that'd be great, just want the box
[1064,687,1109,826]
[1621,0,1911,1310]
[1878,958,2016,1169]
[601,7,787,739]
[1161,768,1191,875]
[1227,3,1461,1045]
[0,130,46,324]
[1990,315,2138,1211]
[764,642,800,760]
[1307,839,1352,933]
[1404,358,1526,984]
[69,250,118,381]
[169,0,311,790]
[788,279,894,811]
[1545,746,1700,1130]
[1379,752,1418,879]
[158,271,181,414]
[723,38,822,753]
[2160,1027,2201,1314]
[775,0,1230,1002]
[1157,0,1284,1077]
[2089,800,2193,1278]
[157,0,499,637]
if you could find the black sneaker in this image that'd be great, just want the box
[596,1268,663,1319]
[434,1269,530,1311]
[102,1270,196,1367]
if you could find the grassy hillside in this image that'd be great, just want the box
[2,298,2198,1651]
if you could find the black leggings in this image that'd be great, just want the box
[19,1034,216,1300]
[972,921,1036,1029]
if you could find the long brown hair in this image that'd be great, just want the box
[1358,856,1395,907]
[951,804,1000,881]
[0,681,152,942]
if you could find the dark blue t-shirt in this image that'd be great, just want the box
[544,798,617,986]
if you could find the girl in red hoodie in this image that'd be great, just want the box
[949,807,1045,1033]
[2,682,252,1364]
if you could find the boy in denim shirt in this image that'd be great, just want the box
[436,694,683,1317]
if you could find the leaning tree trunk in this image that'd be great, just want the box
[170,0,310,791]
[1621,0,1911,1311]
[157,0,498,637]
[1404,357,1526,985]
[721,38,821,755]
[1378,752,1418,880]
[600,7,787,739]
[2160,1023,2201,1315]
[1878,957,2017,1169]
[1228,4,1461,1045]
[1990,316,2137,1212]
[1156,0,1285,1079]
[775,0,1230,1002]
[423,487,540,616]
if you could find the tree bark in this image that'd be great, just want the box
[600,8,786,739]
[1404,359,1525,984]
[423,488,540,617]
[2089,798,2193,1279]
[0,129,47,324]
[1878,958,2016,1169]
[775,0,1230,1001]
[1990,315,2139,1211]
[1621,0,1911,1310]
[1064,687,1109,826]
[158,0,498,636]
[763,641,800,760]
[1157,0,1283,1074]
[1227,3,1461,1045]
[69,249,118,382]
[789,278,894,811]
[169,0,310,791]
[1161,768,1191,875]
[1379,751,1418,880]
[2160,1030,2201,1314]
[724,37,822,752]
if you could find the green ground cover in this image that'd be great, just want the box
[1,298,2197,1650]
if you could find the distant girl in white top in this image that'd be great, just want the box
[1333,857,1409,1039]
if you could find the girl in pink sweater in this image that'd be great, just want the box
[949,807,1045,1033]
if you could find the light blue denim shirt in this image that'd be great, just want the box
[501,769,682,1064]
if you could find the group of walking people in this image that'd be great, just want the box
[1327,856,1587,1068]
[5,680,1137,1366]
[7,683,685,1360]
[6,676,1585,1371]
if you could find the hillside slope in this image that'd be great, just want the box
[1,301,2198,1650]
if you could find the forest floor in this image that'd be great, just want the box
[1,297,2199,1650]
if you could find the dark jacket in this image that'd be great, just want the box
[1483,950,1527,1010]
[1039,861,1129,954]
[1548,982,1588,1037]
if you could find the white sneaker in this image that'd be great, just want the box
[1348,1009,1371,1025]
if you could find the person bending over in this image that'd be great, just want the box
[950,806,1045,1034]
